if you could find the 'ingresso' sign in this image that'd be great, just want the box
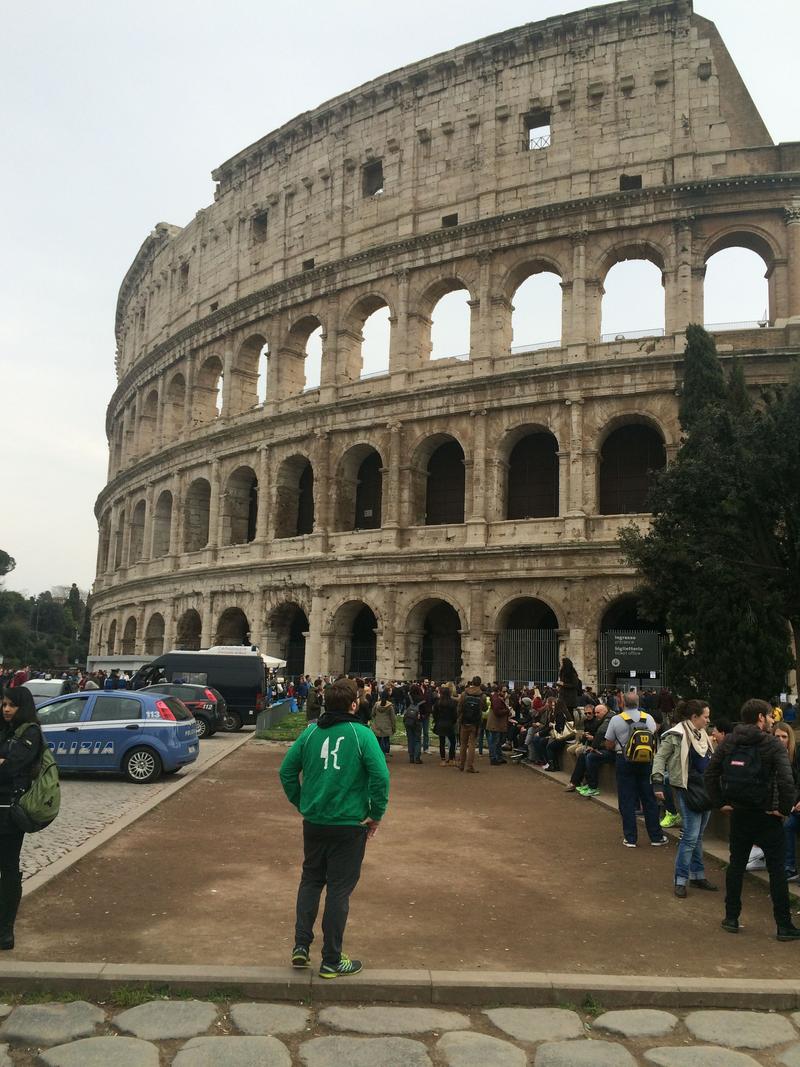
[602,631,662,672]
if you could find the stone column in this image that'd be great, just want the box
[557,451,570,518]
[319,300,338,404]
[785,203,800,321]
[313,432,331,552]
[376,585,397,679]
[565,400,587,539]
[153,377,166,452]
[136,606,146,655]
[220,337,234,416]
[162,605,175,653]
[467,409,488,545]
[383,423,402,544]
[169,472,185,557]
[142,483,155,561]
[256,445,271,543]
[582,449,600,517]
[665,217,694,337]
[200,597,214,648]
[461,582,487,680]
[389,268,411,385]
[305,593,326,678]
[182,352,195,433]
[470,249,496,372]
[208,460,221,550]
[120,495,133,569]
[565,230,590,345]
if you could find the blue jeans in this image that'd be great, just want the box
[407,729,421,761]
[377,735,391,756]
[784,811,800,873]
[488,731,505,762]
[478,723,487,754]
[585,748,615,788]
[421,717,430,752]
[615,756,662,844]
[674,788,711,885]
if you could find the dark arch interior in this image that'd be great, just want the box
[496,598,559,685]
[216,608,250,645]
[507,433,559,519]
[599,425,666,515]
[347,605,378,676]
[297,464,315,536]
[425,441,465,525]
[176,609,202,651]
[184,480,211,552]
[601,596,661,631]
[354,451,382,530]
[420,602,462,681]
[504,599,559,630]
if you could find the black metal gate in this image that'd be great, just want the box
[420,635,462,682]
[345,639,377,677]
[495,629,559,686]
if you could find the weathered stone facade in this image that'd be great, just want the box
[92,0,800,685]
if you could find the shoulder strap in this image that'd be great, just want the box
[639,711,648,723]
[621,712,631,722]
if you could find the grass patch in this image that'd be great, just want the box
[105,984,245,1007]
[0,988,86,1005]
[582,994,604,1017]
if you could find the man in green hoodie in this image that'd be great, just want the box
[279,676,390,978]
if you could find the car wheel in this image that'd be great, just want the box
[220,710,243,732]
[195,715,209,739]
[123,747,163,783]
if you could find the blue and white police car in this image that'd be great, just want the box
[35,690,199,783]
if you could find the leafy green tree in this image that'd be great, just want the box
[0,551,14,578]
[620,327,797,717]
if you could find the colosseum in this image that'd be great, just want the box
[91,0,800,690]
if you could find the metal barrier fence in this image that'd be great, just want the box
[495,629,560,687]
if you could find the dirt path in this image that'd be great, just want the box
[15,742,800,977]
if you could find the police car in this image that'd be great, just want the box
[35,690,199,783]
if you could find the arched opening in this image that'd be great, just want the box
[113,510,125,569]
[334,445,383,531]
[152,490,173,558]
[223,466,258,545]
[430,288,471,361]
[257,343,270,404]
[165,374,186,438]
[215,607,250,646]
[176,608,202,651]
[125,399,137,459]
[599,595,666,692]
[231,334,267,412]
[121,616,137,655]
[183,478,211,552]
[330,601,379,676]
[511,271,562,351]
[275,456,314,538]
[506,431,559,519]
[304,325,323,391]
[267,603,309,677]
[704,245,771,329]
[128,500,146,563]
[417,600,462,682]
[599,423,666,514]
[601,255,665,340]
[106,619,117,655]
[98,515,111,573]
[360,305,391,378]
[495,598,560,686]
[144,613,165,656]
[194,355,224,423]
[139,390,159,452]
[424,438,465,525]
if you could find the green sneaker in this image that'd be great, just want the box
[318,953,363,979]
[581,787,600,797]
[575,785,590,795]
[291,945,310,968]
[660,811,682,829]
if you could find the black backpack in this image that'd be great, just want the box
[721,741,770,809]
[403,703,421,729]
[461,692,484,726]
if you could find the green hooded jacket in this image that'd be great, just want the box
[279,714,390,826]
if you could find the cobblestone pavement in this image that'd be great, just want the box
[20,733,248,882]
[1,1002,800,1065]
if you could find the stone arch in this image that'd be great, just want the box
[494,596,561,686]
[405,596,464,683]
[501,256,566,354]
[165,373,186,439]
[599,241,668,341]
[231,333,268,412]
[121,615,138,655]
[194,354,224,423]
[409,433,465,526]
[128,499,146,563]
[703,228,776,327]
[280,314,325,396]
[413,276,474,363]
[328,599,381,677]
[223,465,258,545]
[184,478,211,552]
[215,606,250,646]
[339,293,394,381]
[598,420,666,515]
[266,602,309,676]
[152,490,173,558]
[139,389,159,452]
[501,425,560,520]
[144,612,165,656]
[106,618,117,655]
[175,608,202,650]
[334,443,384,531]
[274,454,314,538]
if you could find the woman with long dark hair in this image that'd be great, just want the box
[0,686,43,949]
[557,657,581,714]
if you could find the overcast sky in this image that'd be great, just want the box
[1,0,797,597]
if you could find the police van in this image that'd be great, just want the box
[130,646,285,731]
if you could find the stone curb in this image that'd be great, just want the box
[22,732,253,899]
[0,964,798,1009]
[519,759,800,899]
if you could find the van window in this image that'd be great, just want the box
[178,671,209,685]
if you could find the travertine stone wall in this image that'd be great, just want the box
[92,0,800,685]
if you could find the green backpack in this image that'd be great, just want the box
[10,724,60,833]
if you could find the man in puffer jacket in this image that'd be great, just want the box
[705,698,799,941]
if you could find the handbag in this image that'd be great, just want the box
[682,725,711,812]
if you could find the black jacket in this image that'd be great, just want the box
[0,721,43,822]
[705,723,795,816]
